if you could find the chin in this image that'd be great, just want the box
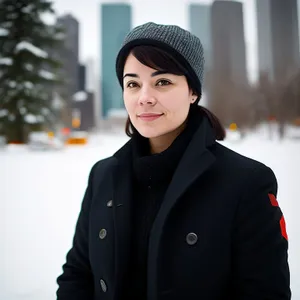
[135,126,167,139]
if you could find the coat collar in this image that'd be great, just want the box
[113,111,216,161]
[111,115,216,299]
[147,116,216,300]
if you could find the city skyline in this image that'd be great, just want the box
[53,0,300,123]
[53,0,300,84]
[53,0,260,82]
[211,1,247,85]
[101,3,131,118]
[257,0,300,82]
[56,13,96,129]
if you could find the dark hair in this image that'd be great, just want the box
[116,45,226,140]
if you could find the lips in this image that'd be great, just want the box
[138,113,163,121]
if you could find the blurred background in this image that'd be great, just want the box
[1,0,299,299]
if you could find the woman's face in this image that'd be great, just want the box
[123,52,196,139]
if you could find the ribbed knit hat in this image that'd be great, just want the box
[116,22,205,93]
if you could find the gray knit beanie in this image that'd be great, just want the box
[116,22,205,92]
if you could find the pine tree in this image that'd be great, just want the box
[0,0,64,143]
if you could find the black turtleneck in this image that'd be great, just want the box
[123,109,202,299]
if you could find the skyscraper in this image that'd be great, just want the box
[211,0,247,85]
[57,14,80,96]
[58,14,79,62]
[189,3,212,77]
[100,3,132,119]
[189,3,213,106]
[78,64,86,91]
[55,14,80,126]
[256,0,300,82]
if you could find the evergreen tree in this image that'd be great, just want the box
[0,0,64,143]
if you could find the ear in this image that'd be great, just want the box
[190,91,198,104]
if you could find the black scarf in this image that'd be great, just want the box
[123,108,203,299]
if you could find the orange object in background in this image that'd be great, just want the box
[294,117,300,126]
[65,131,88,145]
[65,137,87,145]
[72,118,81,128]
[229,123,238,131]
[47,131,54,138]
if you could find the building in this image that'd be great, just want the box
[58,14,79,60]
[211,0,247,86]
[256,0,300,83]
[57,14,80,96]
[72,91,95,131]
[189,4,212,80]
[189,3,212,107]
[56,14,80,126]
[85,58,96,93]
[78,64,86,91]
[299,0,300,50]
[100,3,132,119]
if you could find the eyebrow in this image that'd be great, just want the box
[123,70,169,79]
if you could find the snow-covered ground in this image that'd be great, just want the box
[1,129,299,300]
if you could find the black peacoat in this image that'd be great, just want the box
[56,117,291,300]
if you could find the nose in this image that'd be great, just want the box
[138,87,156,106]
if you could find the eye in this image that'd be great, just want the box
[156,79,171,86]
[126,82,139,88]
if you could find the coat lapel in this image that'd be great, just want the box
[147,117,217,300]
[111,140,134,298]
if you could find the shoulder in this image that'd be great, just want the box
[211,142,277,191]
[88,156,117,182]
[86,138,132,187]
[81,156,117,201]
[213,142,266,168]
[214,142,275,172]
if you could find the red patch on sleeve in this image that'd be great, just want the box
[280,216,288,240]
[268,194,288,241]
[268,193,279,207]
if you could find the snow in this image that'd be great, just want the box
[0,27,9,36]
[0,57,13,65]
[25,64,34,71]
[52,93,64,110]
[15,41,48,58]
[21,4,34,14]
[39,69,55,80]
[0,109,8,117]
[8,81,16,88]
[1,130,300,300]
[73,91,88,102]
[24,114,40,124]
[24,81,34,89]
[54,32,66,40]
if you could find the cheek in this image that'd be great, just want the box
[163,91,190,114]
[123,93,135,114]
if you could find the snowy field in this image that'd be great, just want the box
[1,128,300,300]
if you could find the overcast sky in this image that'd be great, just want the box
[52,0,300,83]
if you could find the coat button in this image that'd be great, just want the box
[100,279,107,292]
[186,232,198,245]
[107,200,113,207]
[99,229,107,239]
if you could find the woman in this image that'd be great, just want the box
[56,22,291,300]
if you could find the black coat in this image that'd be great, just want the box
[56,117,291,300]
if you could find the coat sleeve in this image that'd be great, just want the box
[56,162,99,300]
[232,165,291,300]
